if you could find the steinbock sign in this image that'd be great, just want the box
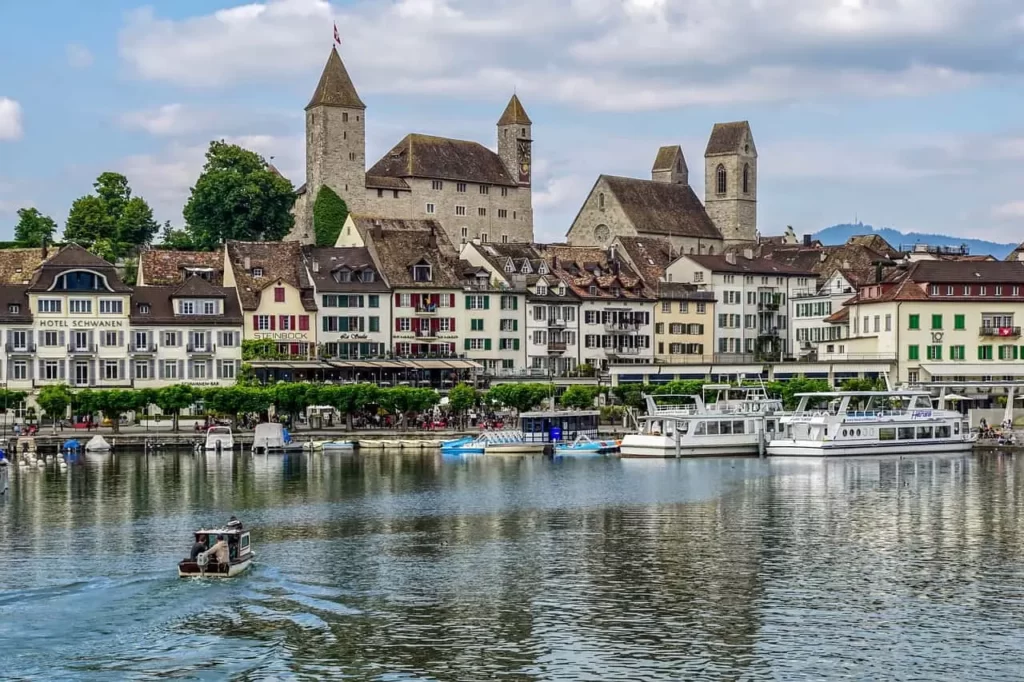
[254,332,310,341]
[38,319,125,328]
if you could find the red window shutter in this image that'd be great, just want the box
[412,294,420,308]
[274,287,285,303]
[412,318,420,332]
[395,318,401,332]
[269,315,276,330]
[252,315,259,330]
[449,294,455,307]
[299,315,309,331]
[290,315,296,330]
[450,317,456,331]
[395,293,401,306]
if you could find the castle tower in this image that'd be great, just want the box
[497,95,535,241]
[651,145,688,185]
[305,48,366,218]
[704,121,757,245]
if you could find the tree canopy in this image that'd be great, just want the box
[486,383,552,413]
[183,141,296,250]
[64,172,159,258]
[313,185,348,247]
[559,385,600,410]
[36,384,72,431]
[13,207,56,247]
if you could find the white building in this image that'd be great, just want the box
[525,277,581,376]
[792,270,856,358]
[460,264,528,374]
[664,252,814,361]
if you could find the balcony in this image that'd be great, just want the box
[130,343,158,353]
[604,321,642,333]
[415,304,440,316]
[980,326,1021,337]
[547,341,567,354]
[758,302,780,312]
[187,343,216,354]
[415,329,438,340]
[607,346,642,356]
[67,344,97,354]
[548,318,566,328]
[5,342,36,353]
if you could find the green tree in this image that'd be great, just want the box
[183,141,296,250]
[486,383,552,414]
[612,384,645,410]
[36,384,72,433]
[559,385,600,410]
[379,387,439,430]
[320,383,381,429]
[447,383,477,428]
[654,380,705,396]
[13,207,57,247]
[91,389,144,433]
[313,185,348,247]
[64,172,158,257]
[64,195,111,249]
[153,384,196,431]
[242,338,283,361]
[273,383,311,423]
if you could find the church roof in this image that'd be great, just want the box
[306,48,365,110]
[652,145,683,171]
[497,94,532,126]
[705,121,751,156]
[367,134,516,187]
[601,175,723,241]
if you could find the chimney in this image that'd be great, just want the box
[875,261,883,283]
[819,252,827,263]
[725,252,737,265]
[803,234,812,247]
[842,260,850,270]
[742,248,754,260]
[373,225,383,241]
[41,238,48,260]
[243,256,251,270]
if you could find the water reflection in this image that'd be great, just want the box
[1,451,1022,680]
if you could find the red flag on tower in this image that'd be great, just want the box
[333,22,341,46]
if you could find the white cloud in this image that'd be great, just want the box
[992,201,1024,221]
[66,43,94,69]
[0,98,23,141]
[119,104,216,136]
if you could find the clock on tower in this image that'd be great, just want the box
[517,139,531,185]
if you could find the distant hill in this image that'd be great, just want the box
[811,223,1017,260]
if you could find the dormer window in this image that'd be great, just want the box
[558,284,565,296]
[413,263,432,282]
[179,300,195,315]
[520,261,531,274]
[589,286,598,296]
[361,270,375,282]
[538,263,548,275]
[504,259,514,274]
[336,269,352,282]
[139,303,151,314]
[252,267,263,278]
[7,304,19,314]
[613,287,621,297]
[537,284,547,295]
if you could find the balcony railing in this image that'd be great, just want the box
[608,347,642,356]
[758,302,780,312]
[547,341,567,354]
[604,322,642,333]
[187,343,216,353]
[415,329,437,339]
[415,304,440,315]
[548,318,566,328]
[5,342,36,353]
[980,326,1021,337]
[130,343,158,352]
[67,344,97,353]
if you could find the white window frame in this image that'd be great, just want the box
[70,299,92,314]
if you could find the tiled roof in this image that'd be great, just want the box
[130,286,243,326]
[0,248,48,285]
[537,244,654,300]
[824,308,850,324]
[908,260,1024,283]
[353,217,462,289]
[652,145,683,172]
[140,249,223,286]
[685,254,815,276]
[657,282,716,302]
[602,175,722,240]
[365,175,411,191]
[306,48,365,110]
[0,285,31,323]
[172,275,228,298]
[367,134,516,187]
[705,121,750,156]
[613,236,675,285]
[304,246,389,293]
[497,95,531,126]
[225,241,316,311]
[27,244,131,293]
[470,242,546,283]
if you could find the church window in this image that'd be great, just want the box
[716,165,727,194]
[677,159,683,172]
[708,246,716,255]
[426,203,435,214]
[743,164,750,194]
[498,209,507,218]
[479,185,489,195]
[521,128,526,136]
[432,180,443,190]
[599,193,605,209]
[689,247,695,254]
[502,234,509,243]
[356,116,359,121]
[478,207,487,217]
[456,206,466,216]
[343,131,347,140]
[513,211,517,219]
[343,113,349,122]
[457,183,467,193]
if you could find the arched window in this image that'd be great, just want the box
[598,192,605,209]
[743,164,750,194]
[689,246,695,254]
[716,165,727,194]
[708,246,715,255]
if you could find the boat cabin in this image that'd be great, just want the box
[194,527,251,563]
[519,410,600,443]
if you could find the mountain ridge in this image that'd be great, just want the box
[810,223,1017,260]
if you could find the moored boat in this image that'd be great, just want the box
[178,525,254,578]
[554,434,620,456]
[84,435,112,452]
[251,423,303,453]
[319,440,356,452]
[204,426,234,451]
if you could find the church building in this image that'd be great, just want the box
[291,48,535,247]
[565,121,758,252]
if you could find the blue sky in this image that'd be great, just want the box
[1,0,1023,245]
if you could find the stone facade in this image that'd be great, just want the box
[306,106,367,217]
[704,122,758,246]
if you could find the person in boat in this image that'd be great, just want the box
[208,535,229,566]
[227,516,242,530]
[190,536,208,561]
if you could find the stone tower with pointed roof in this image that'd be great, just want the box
[704,121,757,245]
[304,47,367,224]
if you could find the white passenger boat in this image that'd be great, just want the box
[620,385,784,458]
[767,390,976,457]
[204,426,234,451]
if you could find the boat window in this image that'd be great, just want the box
[842,429,848,437]
[693,421,706,436]
[954,422,960,435]
[241,535,249,549]
[898,427,915,440]
[720,420,733,435]
[936,425,951,439]
[879,428,896,441]
[733,421,745,434]
[917,426,933,439]
[855,429,861,437]
[706,421,720,435]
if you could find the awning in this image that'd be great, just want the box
[921,364,1024,377]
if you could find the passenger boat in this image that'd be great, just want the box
[251,423,303,453]
[620,385,784,458]
[178,526,254,578]
[768,390,976,457]
[554,434,620,456]
[204,426,234,451]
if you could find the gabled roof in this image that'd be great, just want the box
[652,145,684,172]
[367,134,516,187]
[613,236,675,285]
[27,244,131,293]
[497,94,531,126]
[172,275,227,298]
[306,48,365,110]
[601,175,722,240]
[304,246,389,293]
[705,121,752,156]
[130,286,243,326]
[906,260,1024,283]
[352,217,462,289]
[537,244,654,300]
[140,249,223,286]
[225,241,316,311]
[684,254,815,276]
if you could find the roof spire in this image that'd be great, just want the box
[497,94,531,126]
[306,47,365,111]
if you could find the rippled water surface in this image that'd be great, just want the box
[1,451,1023,680]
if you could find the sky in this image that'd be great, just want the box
[1,0,1024,245]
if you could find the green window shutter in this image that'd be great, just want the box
[908,314,919,330]
[932,314,942,330]
[1015,346,1020,360]
[513,320,518,331]
[369,317,380,333]
[464,339,471,351]
[484,296,490,310]
[513,297,518,310]
[465,296,471,309]
[908,345,919,361]
[936,346,942,361]
[514,339,520,350]
[954,315,964,330]
[978,345,984,360]
[484,338,492,351]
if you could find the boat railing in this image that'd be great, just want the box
[788,408,913,419]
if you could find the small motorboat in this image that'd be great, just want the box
[441,435,486,455]
[319,440,356,452]
[178,525,254,578]
[251,423,303,454]
[554,435,620,457]
[84,435,111,452]
[205,426,234,451]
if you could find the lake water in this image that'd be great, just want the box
[1,451,1023,680]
